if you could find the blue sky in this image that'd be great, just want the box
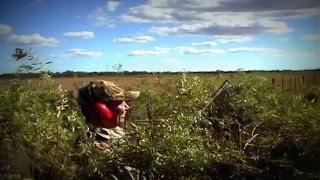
[0,0,319,74]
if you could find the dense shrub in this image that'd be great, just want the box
[0,73,125,179]
[123,74,320,178]
[1,70,319,179]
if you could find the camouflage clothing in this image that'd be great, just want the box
[79,80,139,103]
[76,80,143,179]
[86,124,125,150]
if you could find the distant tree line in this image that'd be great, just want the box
[0,69,319,78]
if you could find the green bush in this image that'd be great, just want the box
[1,54,320,179]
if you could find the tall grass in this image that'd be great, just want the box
[1,49,319,179]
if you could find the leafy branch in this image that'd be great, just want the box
[11,48,52,73]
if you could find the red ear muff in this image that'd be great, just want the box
[93,101,118,128]
[94,101,113,120]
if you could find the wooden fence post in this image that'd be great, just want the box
[294,77,297,91]
[289,78,292,91]
[272,78,275,87]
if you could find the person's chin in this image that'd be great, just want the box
[118,117,126,125]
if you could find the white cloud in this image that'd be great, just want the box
[192,36,253,47]
[215,36,254,43]
[114,35,155,43]
[0,24,59,47]
[149,18,292,36]
[63,31,94,39]
[259,19,293,34]
[128,46,224,56]
[228,46,315,58]
[127,47,170,56]
[149,23,212,36]
[121,4,174,23]
[128,50,163,56]
[179,47,225,55]
[0,24,12,35]
[228,47,282,54]
[301,34,320,41]
[8,33,59,47]
[106,1,120,12]
[154,46,172,53]
[66,49,103,58]
[88,7,110,26]
[260,7,320,20]
[192,41,218,47]
[88,1,120,26]
[121,14,151,23]
[120,0,314,36]
[149,26,176,35]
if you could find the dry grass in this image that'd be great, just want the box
[1,70,319,92]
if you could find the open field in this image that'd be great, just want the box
[1,70,319,92]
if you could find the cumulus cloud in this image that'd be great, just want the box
[154,46,173,53]
[149,21,290,36]
[106,1,120,12]
[88,7,110,26]
[88,1,120,26]
[192,41,218,47]
[259,19,293,33]
[0,24,59,47]
[63,31,94,39]
[128,46,171,56]
[121,0,319,36]
[128,50,162,56]
[66,49,103,58]
[114,35,155,43]
[228,47,282,54]
[128,46,225,56]
[228,46,314,58]
[258,7,320,19]
[213,0,320,12]
[0,24,12,35]
[179,47,225,55]
[8,33,59,47]
[216,36,254,43]
[301,34,320,41]
[192,36,253,47]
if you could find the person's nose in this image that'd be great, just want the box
[123,101,130,110]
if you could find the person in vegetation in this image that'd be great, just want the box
[77,80,140,149]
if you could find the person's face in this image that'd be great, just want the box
[114,101,129,124]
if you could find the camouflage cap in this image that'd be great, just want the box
[88,80,140,101]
